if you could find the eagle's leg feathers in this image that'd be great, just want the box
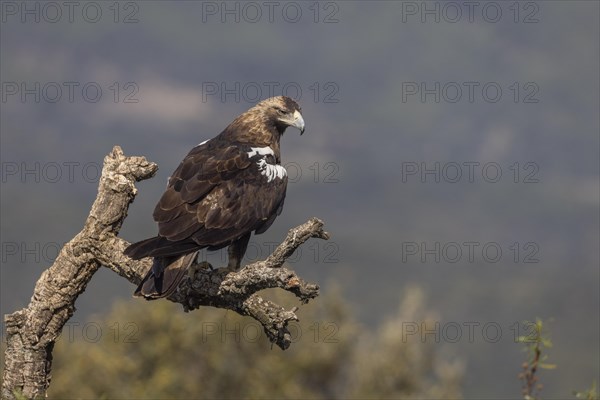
[226,233,251,271]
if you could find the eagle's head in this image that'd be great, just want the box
[222,96,305,146]
[253,96,305,135]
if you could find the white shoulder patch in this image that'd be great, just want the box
[247,146,275,158]
[257,159,287,182]
[197,139,209,146]
[246,147,286,182]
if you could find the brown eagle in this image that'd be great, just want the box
[125,96,305,299]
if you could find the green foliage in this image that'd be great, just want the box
[573,381,599,400]
[518,318,555,400]
[11,389,29,400]
[34,286,462,399]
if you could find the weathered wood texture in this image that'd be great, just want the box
[1,146,328,399]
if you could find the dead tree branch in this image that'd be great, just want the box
[2,146,328,399]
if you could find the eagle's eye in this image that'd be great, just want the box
[274,107,286,115]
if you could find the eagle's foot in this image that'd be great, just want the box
[189,261,213,279]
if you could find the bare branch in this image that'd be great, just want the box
[263,217,330,268]
[2,146,327,399]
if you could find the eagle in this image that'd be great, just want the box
[125,96,305,299]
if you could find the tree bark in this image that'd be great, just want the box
[1,146,328,399]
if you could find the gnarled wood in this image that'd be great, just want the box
[1,146,328,399]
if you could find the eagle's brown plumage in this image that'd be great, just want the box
[125,96,305,299]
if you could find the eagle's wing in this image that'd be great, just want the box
[153,141,287,248]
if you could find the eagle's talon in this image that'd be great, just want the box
[204,262,215,271]
[189,261,213,279]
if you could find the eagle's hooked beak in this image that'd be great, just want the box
[291,110,305,135]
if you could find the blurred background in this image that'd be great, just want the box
[1,1,598,398]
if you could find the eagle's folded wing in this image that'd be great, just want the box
[153,142,287,246]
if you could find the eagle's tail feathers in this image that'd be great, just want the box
[125,236,200,259]
[134,251,199,300]
[124,236,165,259]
